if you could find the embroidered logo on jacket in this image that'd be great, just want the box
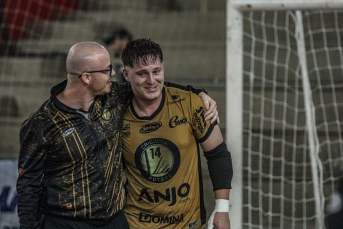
[62,127,75,138]
[101,106,113,121]
[18,168,25,176]
[139,122,162,133]
[62,202,73,209]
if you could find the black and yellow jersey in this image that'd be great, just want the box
[122,86,216,229]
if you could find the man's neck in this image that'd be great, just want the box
[56,84,95,112]
[132,96,162,117]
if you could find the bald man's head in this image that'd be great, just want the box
[66,42,109,75]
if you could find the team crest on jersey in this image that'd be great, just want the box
[135,138,180,183]
[101,106,113,121]
[194,106,206,133]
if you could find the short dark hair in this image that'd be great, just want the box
[103,28,133,45]
[121,38,163,68]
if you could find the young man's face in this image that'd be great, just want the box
[123,57,164,103]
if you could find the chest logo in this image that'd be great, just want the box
[62,127,75,138]
[139,122,162,133]
[135,138,180,183]
[169,116,187,128]
[101,106,113,121]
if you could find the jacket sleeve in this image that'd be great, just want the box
[17,118,47,229]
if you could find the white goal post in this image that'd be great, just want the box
[227,0,343,228]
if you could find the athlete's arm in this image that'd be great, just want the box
[200,125,232,229]
[164,82,219,123]
[17,120,46,229]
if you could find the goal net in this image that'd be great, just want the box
[227,1,343,229]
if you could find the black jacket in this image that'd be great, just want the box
[17,80,132,228]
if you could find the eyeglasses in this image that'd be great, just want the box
[78,64,113,78]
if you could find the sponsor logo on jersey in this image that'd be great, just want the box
[101,106,113,121]
[62,127,75,138]
[189,220,199,228]
[139,122,162,133]
[172,95,179,100]
[137,182,190,206]
[123,124,131,137]
[194,106,206,133]
[169,116,188,128]
[135,138,180,183]
[139,212,184,225]
[167,95,186,105]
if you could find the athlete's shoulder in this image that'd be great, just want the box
[110,81,133,102]
[165,85,194,97]
[21,99,53,135]
[165,85,203,106]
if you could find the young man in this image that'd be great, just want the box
[121,38,233,229]
[16,41,218,229]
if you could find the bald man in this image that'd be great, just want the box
[16,42,218,229]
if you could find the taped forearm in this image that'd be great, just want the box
[204,142,233,190]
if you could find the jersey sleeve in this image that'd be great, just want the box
[190,93,217,143]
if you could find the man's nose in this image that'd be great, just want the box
[146,73,155,83]
[111,68,116,76]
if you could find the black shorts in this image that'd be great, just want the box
[41,212,129,229]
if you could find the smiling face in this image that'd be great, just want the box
[123,56,164,104]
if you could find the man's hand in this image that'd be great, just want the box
[207,199,230,229]
[208,212,230,229]
[198,92,219,124]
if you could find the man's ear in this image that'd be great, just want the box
[123,68,130,82]
[81,73,91,85]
